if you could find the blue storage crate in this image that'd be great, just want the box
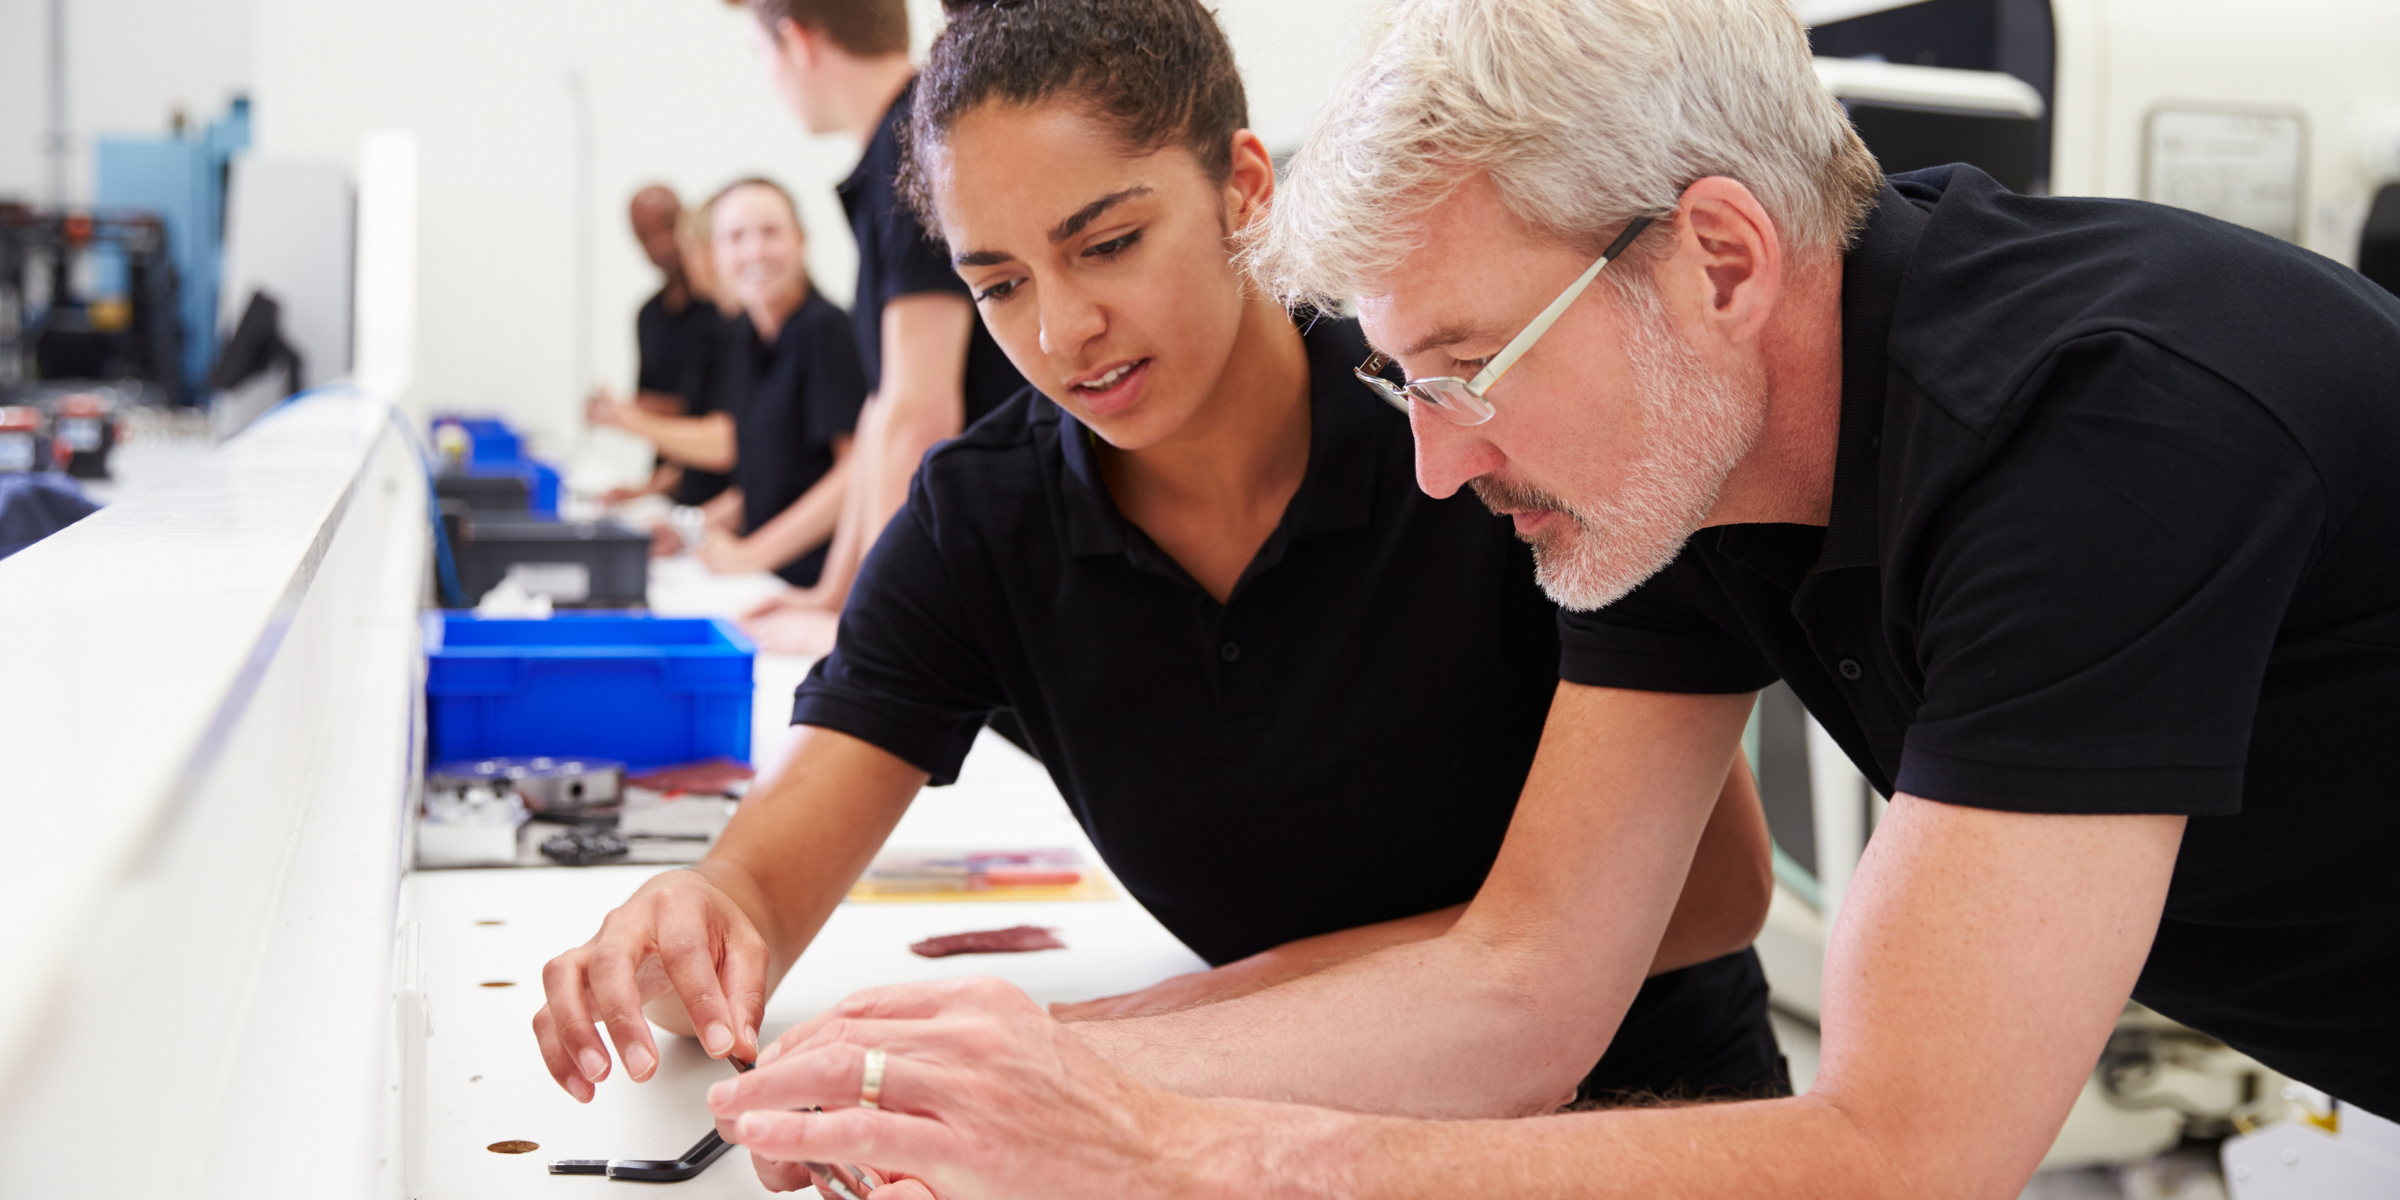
[426,612,756,770]
[431,415,525,465]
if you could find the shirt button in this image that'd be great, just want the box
[1219,642,1241,663]
[1837,658,1863,680]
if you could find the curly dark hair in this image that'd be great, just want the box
[899,0,1250,235]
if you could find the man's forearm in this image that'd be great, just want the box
[1075,686,1751,1118]
[1075,918,1632,1117]
[1192,1091,1903,1200]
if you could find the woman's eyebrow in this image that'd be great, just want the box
[951,185,1156,269]
[1048,186,1152,244]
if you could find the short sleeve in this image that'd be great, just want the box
[635,301,674,394]
[1896,335,2323,815]
[791,483,1007,785]
[877,199,971,301]
[802,306,870,444]
[1556,551,1781,693]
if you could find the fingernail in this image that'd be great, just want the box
[743,1025,760,1053]
[627,1044,656,1079]
[736,1111,772,1141]
[704,1023,733,1055]
[579,1049,609,1082]
[709,1079,736,1108]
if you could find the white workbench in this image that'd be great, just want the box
[407,557,1208,1197]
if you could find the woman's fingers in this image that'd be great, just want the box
[652,897,744,1058]
[531,1004,595,1103]
[584,935,661,1082]
[717,918,770,1061]
[537,950,615,1092]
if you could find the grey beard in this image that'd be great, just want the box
[1471,298,1764,612]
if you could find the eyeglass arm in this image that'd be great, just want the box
[1470,215,1655,391]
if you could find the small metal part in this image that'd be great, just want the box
[540,824,630,866]
[488,1140,540,1154]
[605,1130,738,1181]
[542,1056,888,1186]
[430,756,627,821]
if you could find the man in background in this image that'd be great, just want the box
[602,185,735,508]
[726,0,1026,653]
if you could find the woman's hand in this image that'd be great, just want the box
[696,527,765,574]
[705,977,1213,1200]
[531,869,769,1102]
[739,603,841,657]
[586,387,634,430]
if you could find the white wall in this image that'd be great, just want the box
[0,0,254,204]
[247,0,1384,458]
[4,0,1383,452]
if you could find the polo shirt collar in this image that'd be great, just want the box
[1053,313,1382,563]
[1815,180,1932,573]
[838,77,915,204]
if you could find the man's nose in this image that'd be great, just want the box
[1411,406,1505,499]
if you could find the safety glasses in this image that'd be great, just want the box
[1355,215,1656,426]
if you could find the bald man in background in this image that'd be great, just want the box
[605,185,736,507]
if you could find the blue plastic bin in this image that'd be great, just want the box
[431,415,525,465]
[425,612,756,770]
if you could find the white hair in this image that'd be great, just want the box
[1469,282,1767,610]
[1250,0,1881,306]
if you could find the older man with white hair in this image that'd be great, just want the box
[700,0,2400,1195]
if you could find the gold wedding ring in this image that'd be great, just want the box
[859,1047,886,1110]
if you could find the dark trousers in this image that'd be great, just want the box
[1577,947,1790,1104]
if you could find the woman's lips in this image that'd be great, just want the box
[1068,358,1152,419]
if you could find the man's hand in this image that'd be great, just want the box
[709,977,1251,1200]
[532,869,769,1102]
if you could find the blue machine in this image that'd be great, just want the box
[93,98,251,401]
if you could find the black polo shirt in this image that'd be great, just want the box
[726,290,869,587]
[838,79,1024,429]
[1560,166,2400,1116]
[636,287,723,402]
[665,305,739,506]
[794,317,1783,1097]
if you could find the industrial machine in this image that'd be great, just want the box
[93,97,252,399]
[0,206,183,406]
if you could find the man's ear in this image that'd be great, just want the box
[1666,176,1784,345]
[775,16,818,68]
